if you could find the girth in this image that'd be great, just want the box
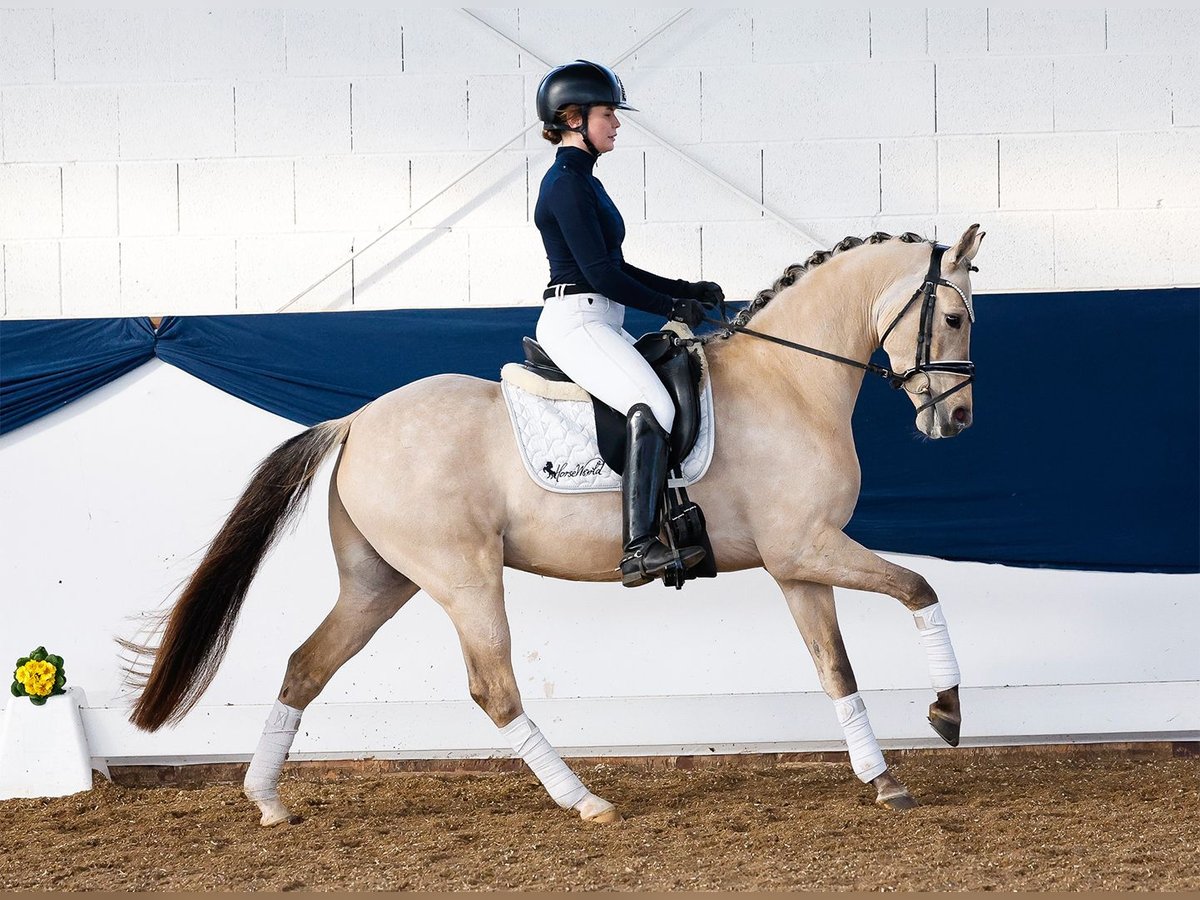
[520,332,703,473]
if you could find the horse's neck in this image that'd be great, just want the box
[711,259,885,425]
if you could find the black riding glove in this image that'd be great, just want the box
[689,281,725,308]
[670,298,707,329]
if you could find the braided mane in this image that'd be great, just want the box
[718,231,929,338]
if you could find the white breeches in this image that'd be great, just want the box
[536,293,676,433]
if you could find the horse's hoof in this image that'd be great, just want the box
[877,792,919,811]
[586,807,624,824]
[928,709,961,747]
[576,793,622,824]
[255,798,300,827]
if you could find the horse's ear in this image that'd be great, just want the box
[948,224,985,270]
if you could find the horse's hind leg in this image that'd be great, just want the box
[244,481,419,827]
[424,565,621,824]
[777,579,917,810]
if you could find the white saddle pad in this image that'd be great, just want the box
[500,366,715,494]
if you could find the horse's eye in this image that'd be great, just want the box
[945,314,962,329]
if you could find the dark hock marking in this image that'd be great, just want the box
[928,685,962,747]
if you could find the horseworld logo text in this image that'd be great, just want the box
[542,457,608,482]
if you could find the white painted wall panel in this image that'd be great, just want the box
[751,9,870,63]
[408,151,527,229]
[1001,134,1118,211]
[1107,9,1200,55]
[631,9,752,68]
[0,164,61,239]
[467,225,546,307]
[403,9,519,75]
[234,80,351,158]
[935,57,1053,134]
[60,238,119,317]
[515,10,636,72]
[622,221,702,284]
[118,83,234,161]
[932,212,1055,294]
[645,145,763,223]
[116,162,177,237]
[352,227,469,309]
[118,236,235,315]
[178,158,294,236]
[62,163,118,238]
[467,75,525,150]
[1171,56,1199,127]
[1,85,118,163]
[352,75,468,154]
[926,9,987,58]
[235,234,355,313]
[1053,209,1173,290]
[764,141,881,220]
[987,10,1106,56]
[1053,56,1173,133]
[620,67,701,150]
[294,156,409,234]
[868,9,927,60]
[166,10,285,81]
[1,240,58,315]
[1119,131,1200,210]
[284,10,404,78]
[880,138,937,215]
[1166,209,1200,285]
[53,9,172,84]
[937,136,998,214]
[0,8,55,85]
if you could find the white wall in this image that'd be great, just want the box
[1,362,1196,764]
[2,8,1198,319]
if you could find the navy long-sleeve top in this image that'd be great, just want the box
[533,146,691,318]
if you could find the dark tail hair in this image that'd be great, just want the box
[122,415,358,731]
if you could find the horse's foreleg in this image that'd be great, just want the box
[781,531,962,747]
[434,581,621,824]
[777,578,916,810]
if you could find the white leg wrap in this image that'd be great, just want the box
[913,602,961,691]
[500,713,590,810]
[244,700,303,802]
[834,692,887,783]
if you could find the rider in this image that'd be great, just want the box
[533,60,724,588]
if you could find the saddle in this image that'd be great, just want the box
[518,329,716,588]
[519,331,703,474]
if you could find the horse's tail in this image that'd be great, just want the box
[123,412,360,731]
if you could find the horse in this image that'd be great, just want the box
[124,224,985,825]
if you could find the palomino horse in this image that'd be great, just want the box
[126,225,985,824]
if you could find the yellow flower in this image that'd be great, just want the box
[16,660,57,697]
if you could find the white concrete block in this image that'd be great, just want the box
[235,233,355,313]
[285,10,404,77]
[700,219,823,301]
[936,57,1053,135]
[938,136,998,215]
[516,10,636,73]
[926,8,987,57]
[1054,209,1173,289]
[987,10,1106,56]
[0,9,54,84]
[632,9,752,67]
[645,143,763,223]
[467,75,525,151]
[53,9,172,83]
[404,9,520,73]
[1001,134,1117,212]
[1173,56,1200,127]
[353,75,467,154]
[119,236,236,315]
[590,149,644,223]
[118,83,234,161]
[167,10,286,80]
[880,139,936,215]
[622,222,702,284]
[61,239,120,317]
[751,9,870,63]
[869,8,928,60]
[466,225,546,306]
[1054,56,1172,133]
[1166,209,1200,285]
[179,159,293,236]
[2,240,59,317]
[235,80,351,157]
[1108,9,1200,55]
[931,212,1055,293]
[117,162,177,237]
[0,164,61,239]
[1119,131,1200,210]
[1,86,118,163]
[62,163,117,238]
[620,67,701,150]
[295,156,409,234]
[352,226,469,309]
[764,141,880,220]
[408,150,527,229]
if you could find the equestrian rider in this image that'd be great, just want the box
[533,60,723,587]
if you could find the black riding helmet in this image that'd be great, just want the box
[536,60,637,154]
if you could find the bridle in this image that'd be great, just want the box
[699,243,976,415]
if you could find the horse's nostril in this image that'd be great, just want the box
[952,407,968,424]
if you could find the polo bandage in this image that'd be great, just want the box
[500,713,589,810]
[834,692,887,783]
[913,602,961,691]
[244,700,303,802]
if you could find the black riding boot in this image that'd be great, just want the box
[619,404,706,587]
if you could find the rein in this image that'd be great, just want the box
[693,243,976,414]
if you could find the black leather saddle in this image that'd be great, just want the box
[520,332,703,475]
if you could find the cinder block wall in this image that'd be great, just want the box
[1,8,1196,318]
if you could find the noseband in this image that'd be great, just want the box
[701,243,975,415]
